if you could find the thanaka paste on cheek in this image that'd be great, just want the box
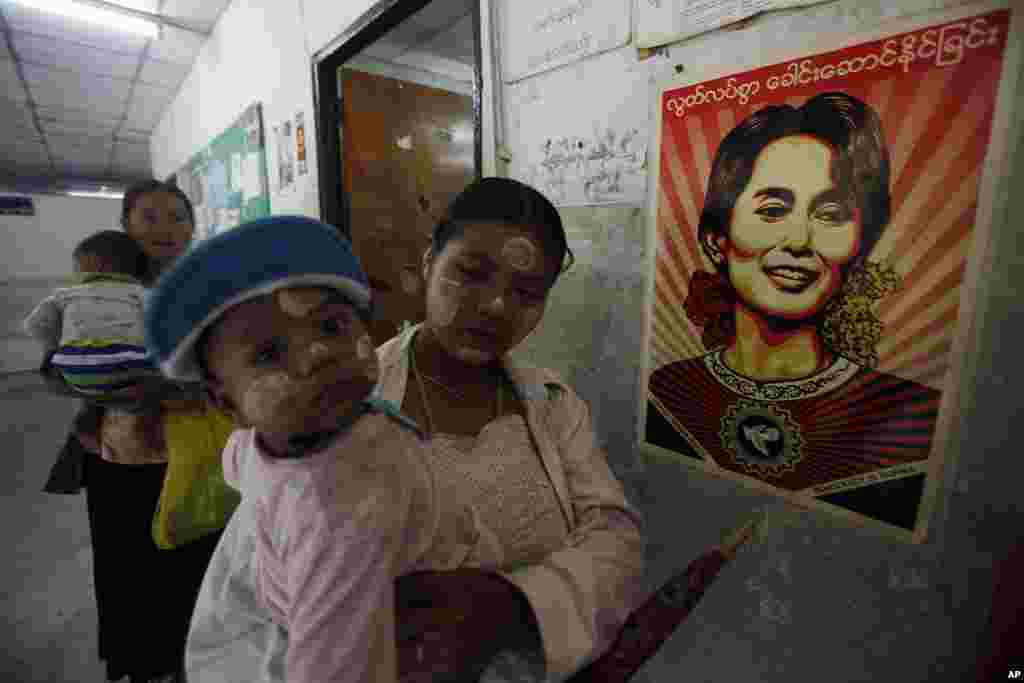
[502,237,538,272]
[242,371,298,428]
[436,298,460,327]
[440,276,463,290]
[486,296,506,314]
[435,277,464,327]
[308,341,330,360]
[277,288,329,318]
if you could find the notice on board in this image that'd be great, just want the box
[635,0,833,49]
[499,0,632,83]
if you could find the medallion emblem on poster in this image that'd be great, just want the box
[720,400,804,478]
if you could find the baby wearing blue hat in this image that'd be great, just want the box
[147,216,501,683]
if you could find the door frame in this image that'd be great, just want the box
[311,0,485,237]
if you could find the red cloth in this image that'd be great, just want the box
[976,541,1024,681]
[567,550,728,682]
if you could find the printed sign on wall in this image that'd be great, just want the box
[507,46,667,207]
[0,195,35,216]
[634,0,832,49]
[296,111,308,177]
[275,119,296,193]
[641,3,1018,542]
[499,0,632,83]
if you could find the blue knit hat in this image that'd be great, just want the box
[145,215,371,382]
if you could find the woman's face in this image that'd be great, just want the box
[422,222,561,365]
[710,135,862,322]
[124,191,194,266]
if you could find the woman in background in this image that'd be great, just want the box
[73,180,222,683]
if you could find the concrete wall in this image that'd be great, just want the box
[1,194,121,373]
[0,194,121,279]
[147,0,1022,680]
[148,0,368,218]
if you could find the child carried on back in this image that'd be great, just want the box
[144,216,502,683]
[23,230,162,416]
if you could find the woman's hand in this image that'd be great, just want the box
[395,569,540,683]
[99,409,167,464]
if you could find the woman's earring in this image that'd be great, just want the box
[701,234,724,269]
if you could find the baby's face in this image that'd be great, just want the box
[204,287,379,440]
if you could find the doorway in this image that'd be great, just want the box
[313,0,482,346]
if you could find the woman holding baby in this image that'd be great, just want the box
[382,177,645,682]
[49,179,219,683]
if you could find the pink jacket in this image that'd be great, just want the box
[374,324,646,681]
[186,410,503,683]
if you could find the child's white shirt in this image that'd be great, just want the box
[22,280,148,349]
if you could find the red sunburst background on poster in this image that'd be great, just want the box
[649,8,1011,392]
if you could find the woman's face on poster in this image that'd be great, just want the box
[712,134,863,322]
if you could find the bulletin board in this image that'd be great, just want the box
[174,102,271,241]
[640,1,1020,543]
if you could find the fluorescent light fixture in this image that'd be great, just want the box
[68,187,125,199]
[10,0,162,39]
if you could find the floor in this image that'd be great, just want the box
[2,371,108,683]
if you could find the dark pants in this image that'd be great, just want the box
[83,451,222,682]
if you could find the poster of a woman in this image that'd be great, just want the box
[641,2,1019,541]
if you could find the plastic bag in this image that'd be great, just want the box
[152,403,240,549]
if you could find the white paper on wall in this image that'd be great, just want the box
[499,0,632,83]
[194,204,209,240]
[506,45,675,207]
[240,153,263,202]
[275,122,296,193]
[295,111,308,176]
[230,153,242,193]
[634,0,833,49]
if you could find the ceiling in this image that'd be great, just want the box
[367,0,476,67]
[0,0,230,193]
[0,0,476,195]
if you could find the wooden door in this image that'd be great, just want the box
[339,67,476,346]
